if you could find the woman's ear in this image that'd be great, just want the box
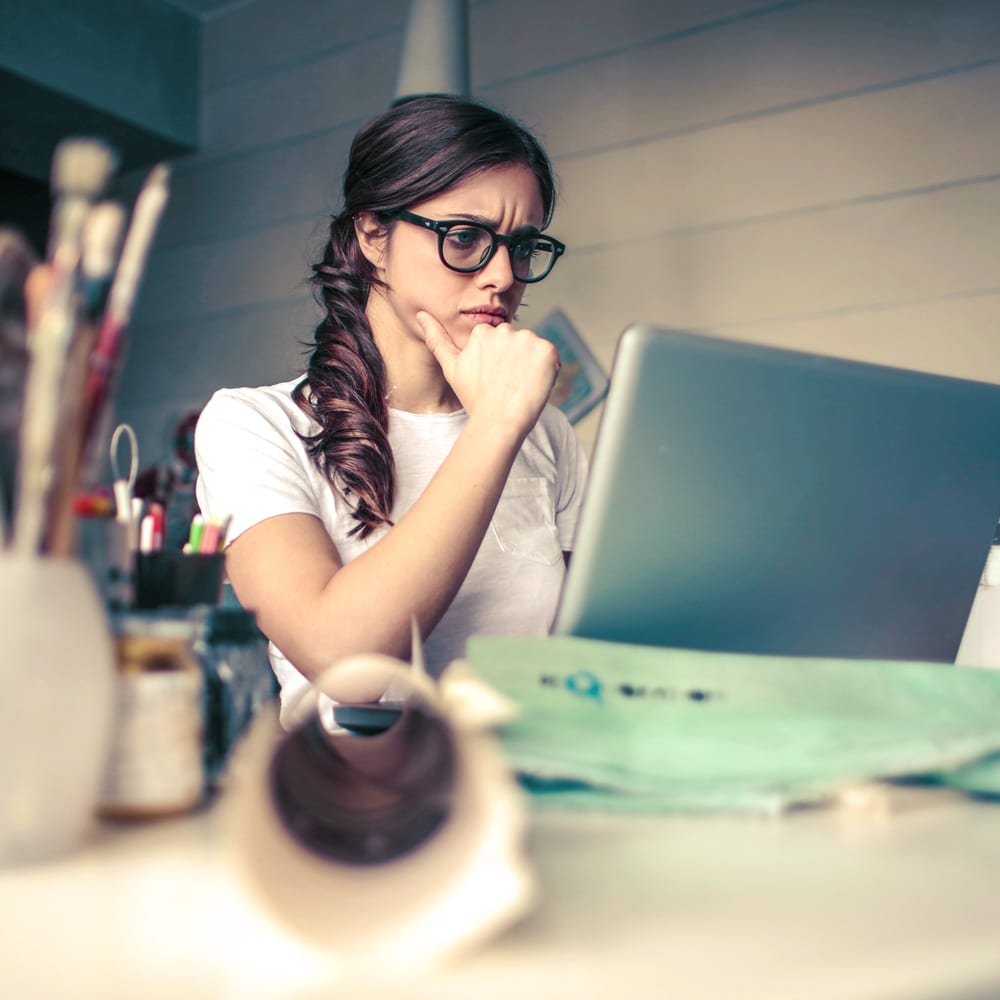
[354,211,388,268]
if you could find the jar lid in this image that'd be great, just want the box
[113,610,199,641]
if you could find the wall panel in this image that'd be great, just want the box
[471,0,799,86]
[135,217,320,326]
[155,125,354,249]
[201,0,407,92]
[537,179,1000,334]
[488,0,1000,158]
[111,0,1000,471]
[199,35,397,156]
[550,63,1000,246]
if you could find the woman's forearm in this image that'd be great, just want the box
[227,415,525,679]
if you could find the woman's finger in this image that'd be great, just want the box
[415,310,460,378]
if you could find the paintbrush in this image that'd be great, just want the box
[44,201,126,557]
[79,163,171,475]
[0,227,38,548]
[12,137,117,556]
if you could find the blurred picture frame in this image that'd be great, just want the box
[537,309,609,425]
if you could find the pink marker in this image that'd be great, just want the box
[141,502,164,553]
[198,520,221,554]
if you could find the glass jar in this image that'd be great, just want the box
[99,612,204,819]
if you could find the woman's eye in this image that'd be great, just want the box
[447,228,481,248]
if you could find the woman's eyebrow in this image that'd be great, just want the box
[446,212,543,235]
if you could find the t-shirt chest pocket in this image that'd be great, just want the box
[489,477,562,566]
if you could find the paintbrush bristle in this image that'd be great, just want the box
[147,163,170,186]
[81,202,126,280]
[50,138,118,198]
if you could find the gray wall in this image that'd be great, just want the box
[113,0,1000,463]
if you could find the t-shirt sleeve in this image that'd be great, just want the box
[550,407,589,551]
[194,388,322,546]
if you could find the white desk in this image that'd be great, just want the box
[2,783,1000,1000]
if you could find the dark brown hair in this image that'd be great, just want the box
[293,95,557,538]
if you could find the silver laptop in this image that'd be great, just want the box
[554,324,1000,663]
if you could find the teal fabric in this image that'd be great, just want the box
[465,636,1000,814]
[924,753,1000,798]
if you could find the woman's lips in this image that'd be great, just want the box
[463,310,507,327]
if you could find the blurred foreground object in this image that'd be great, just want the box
[8,137,170,558]
[0,134,174,868]
[99,613,204,820]
[226,630,533,973]
[13,137,117,555]
[466,635,1000,813]
[537,308,609,424]
[0,227,37,542]
[0,557,115,865]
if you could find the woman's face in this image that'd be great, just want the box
[362,162,546,350]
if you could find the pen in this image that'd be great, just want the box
[139,502,164,554]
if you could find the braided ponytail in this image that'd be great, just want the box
[292,213,392,539]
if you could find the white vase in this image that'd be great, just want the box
[0,556,116,864]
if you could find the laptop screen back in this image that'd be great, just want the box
[554,325,1000,662]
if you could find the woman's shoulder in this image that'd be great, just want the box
[204,376,303,411]
[200,376,313,433]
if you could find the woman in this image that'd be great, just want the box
[195,95,588,726]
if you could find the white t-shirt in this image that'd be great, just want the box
[194,377,588,725]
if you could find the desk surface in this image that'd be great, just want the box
[2,783,1000,1000]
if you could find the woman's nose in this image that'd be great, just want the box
[475,243,516,291]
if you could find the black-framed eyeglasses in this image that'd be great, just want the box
[383,209,565,283]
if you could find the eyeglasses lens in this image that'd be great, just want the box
[442,225,556,281]
[442,226,493,270]
[511,238,556,281]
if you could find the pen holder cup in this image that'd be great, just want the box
[135,552,225,610]
[0,556,116,864]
